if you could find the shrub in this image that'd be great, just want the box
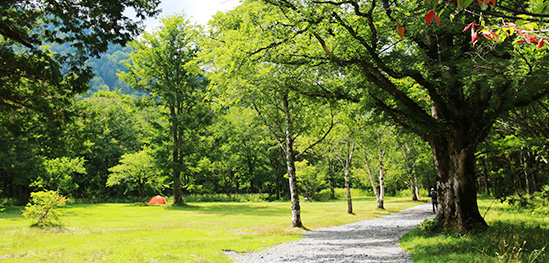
[419,218,441,233]
[22,190,67,228]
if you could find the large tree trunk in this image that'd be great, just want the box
[430,136,487,231]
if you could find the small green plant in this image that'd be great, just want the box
[419,218,441,233]
[22,190,67,228]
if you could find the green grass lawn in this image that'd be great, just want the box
[401,197,549,263]
[0,196,420,262]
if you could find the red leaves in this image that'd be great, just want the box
[462,22,475,32]
[425,10,440,26]
[463,22,479,47]
[524,35,536,44]
[477,0,496,8]
[471,25,479,47]
[420,1,549,50]
[538,40,549,49]
[482,31,498,40]
[396,20,405,37]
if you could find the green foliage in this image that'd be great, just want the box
[31,157,86,196]
[0,128,45,204]
[107,147,166,202]
[540,185,549,198]
[419,218,442,233]
[22,191,67,228]
[67,90,154,200]
[294,160,326,200]
[0,0,160,133]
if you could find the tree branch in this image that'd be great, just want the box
[295,110,335,159]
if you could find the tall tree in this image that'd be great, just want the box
[225,0,549,231]
[252,86,333,227]
[203,4,337,227]
[120,14,212,205]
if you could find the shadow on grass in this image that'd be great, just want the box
[0,206,23,218]
[165,203,291,217]
[402,221,548,262]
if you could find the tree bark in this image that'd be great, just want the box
[410,182,418,201]
[430,136,487,231]
[171,104,184,206]
[481,160,490,196]
[377,147,385,209]
[364,154,380,206]
[328,159,336,199]
[282,92,302,228]
[343,140,355,214]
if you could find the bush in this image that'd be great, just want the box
[419,218,441,233]
[22,190,67,228]
[540,185,549,198]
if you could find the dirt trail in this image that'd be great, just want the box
[227,203,434,263]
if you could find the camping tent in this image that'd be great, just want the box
[148,195,168,205]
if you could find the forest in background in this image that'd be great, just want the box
[1,0,548,232]
[2,38,547,207]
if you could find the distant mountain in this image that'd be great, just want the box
[49,41,145,97]
[86,43,146,97]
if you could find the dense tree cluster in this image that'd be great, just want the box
[1,0,548,232]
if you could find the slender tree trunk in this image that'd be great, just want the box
[171,104,184,206]
[328,160,336,199]
[430,136,487,231]
[364,154,379,203]
[139,177,144,203]
[282,93,302,228]
[399,142,419,201]
[343,140,355,214]
[481,160,490,196]
[522,147,535,202]
[377,147,385,209]
[247,155,256,193]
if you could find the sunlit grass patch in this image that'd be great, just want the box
[0,196,420,262]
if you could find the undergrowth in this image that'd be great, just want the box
[401,195,548,262]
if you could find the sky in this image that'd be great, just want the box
[141,0,241,30]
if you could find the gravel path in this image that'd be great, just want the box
[227,203,434,263]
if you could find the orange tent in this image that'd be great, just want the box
[148,195,168,205]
